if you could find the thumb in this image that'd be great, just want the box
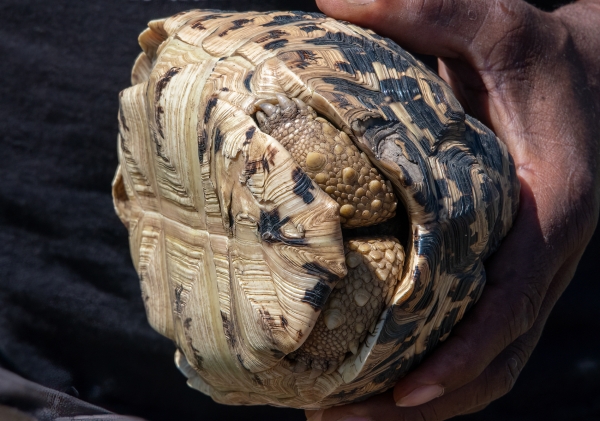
[315,0,538,63]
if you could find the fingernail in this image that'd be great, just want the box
[395,384,444,407]
[306,410,323,421]
[346,0,376,4]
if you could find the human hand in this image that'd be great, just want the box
[306,0,600,419]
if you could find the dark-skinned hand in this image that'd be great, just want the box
[306,0,600,419]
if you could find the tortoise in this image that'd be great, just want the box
[111,10,519,409]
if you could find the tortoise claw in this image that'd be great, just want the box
[256,110,268,128]
[276,94,296,112]
[259,102,277,116]
[292,97,307,110]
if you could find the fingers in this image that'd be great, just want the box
[317,349,526,420]
[314,256,577,421]
[316,0,538,61]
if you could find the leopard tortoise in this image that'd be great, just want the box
[112,10,519,409]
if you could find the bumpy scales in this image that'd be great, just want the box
[112,10,519,409]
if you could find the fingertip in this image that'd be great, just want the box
[316,0,378,23]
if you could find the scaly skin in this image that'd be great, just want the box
[257,95,397,228]
[289,238,404,374]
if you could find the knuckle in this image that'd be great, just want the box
[515,281,544,331]
[501,356,521,393]
[497,343,530,396]
[405,0,455,26]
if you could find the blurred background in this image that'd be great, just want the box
[1,0,598,420]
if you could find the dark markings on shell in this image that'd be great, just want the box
[410,273,433,311]
[437,146,476,197]
[237,354,245,367]
[198,130,207,163]
[150,128,167,160]
[301,279,332,312]
[244,126,256,144]
[371,334,418,376]
[271,348,285,359]
[228,191,235,231]
[280,315,289,329]
[155,67,181,103]
[183,318,205,371]
[372,360,402,385]
[214,127,224,153]
[449,273,476,302]
[320,77,383,114]
[118,106,129,132]
[334,61,354,75]
[190,20,206,30]
[258,209,306,245]
[302,262,341,284]
[425,298,439,324]
[198,14,229,22]
[289,10,325,18]
[264,39,289,50]
[221,310,236,348]
[154,106,165,139]
[297,24,321,33]
[299,263,339,313]
[174,284,185,314]
[426,307,460,350]
[204,97,218,124]
[219,18,253,37]
[291,50,318,69]
[253,374,264,387]
[328,388,358,401]
[262,14,305,27]
[291,167,315,204]
[221,87,229,92]
[243,71,253,92]
[381,77,452,142]
[363,120,403,154]
[193,353,204,371]
[311,31,464,142]
[464,116,519,260]
[466,277,486,312]
[244,144,277,177]
[259,309,277,332]
[244,157,266,176]
[424,79,447,105]
[255,29,289,43]
[312,32,410,79]
[435,178,450,198]
[363,123,440,214]
[376,307,419,346]
[330,92,352,109]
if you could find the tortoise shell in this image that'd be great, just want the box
[112,10,519,409]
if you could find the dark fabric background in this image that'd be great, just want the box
[1,0,598,420]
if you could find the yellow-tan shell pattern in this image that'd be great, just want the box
[112,10,519,409]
